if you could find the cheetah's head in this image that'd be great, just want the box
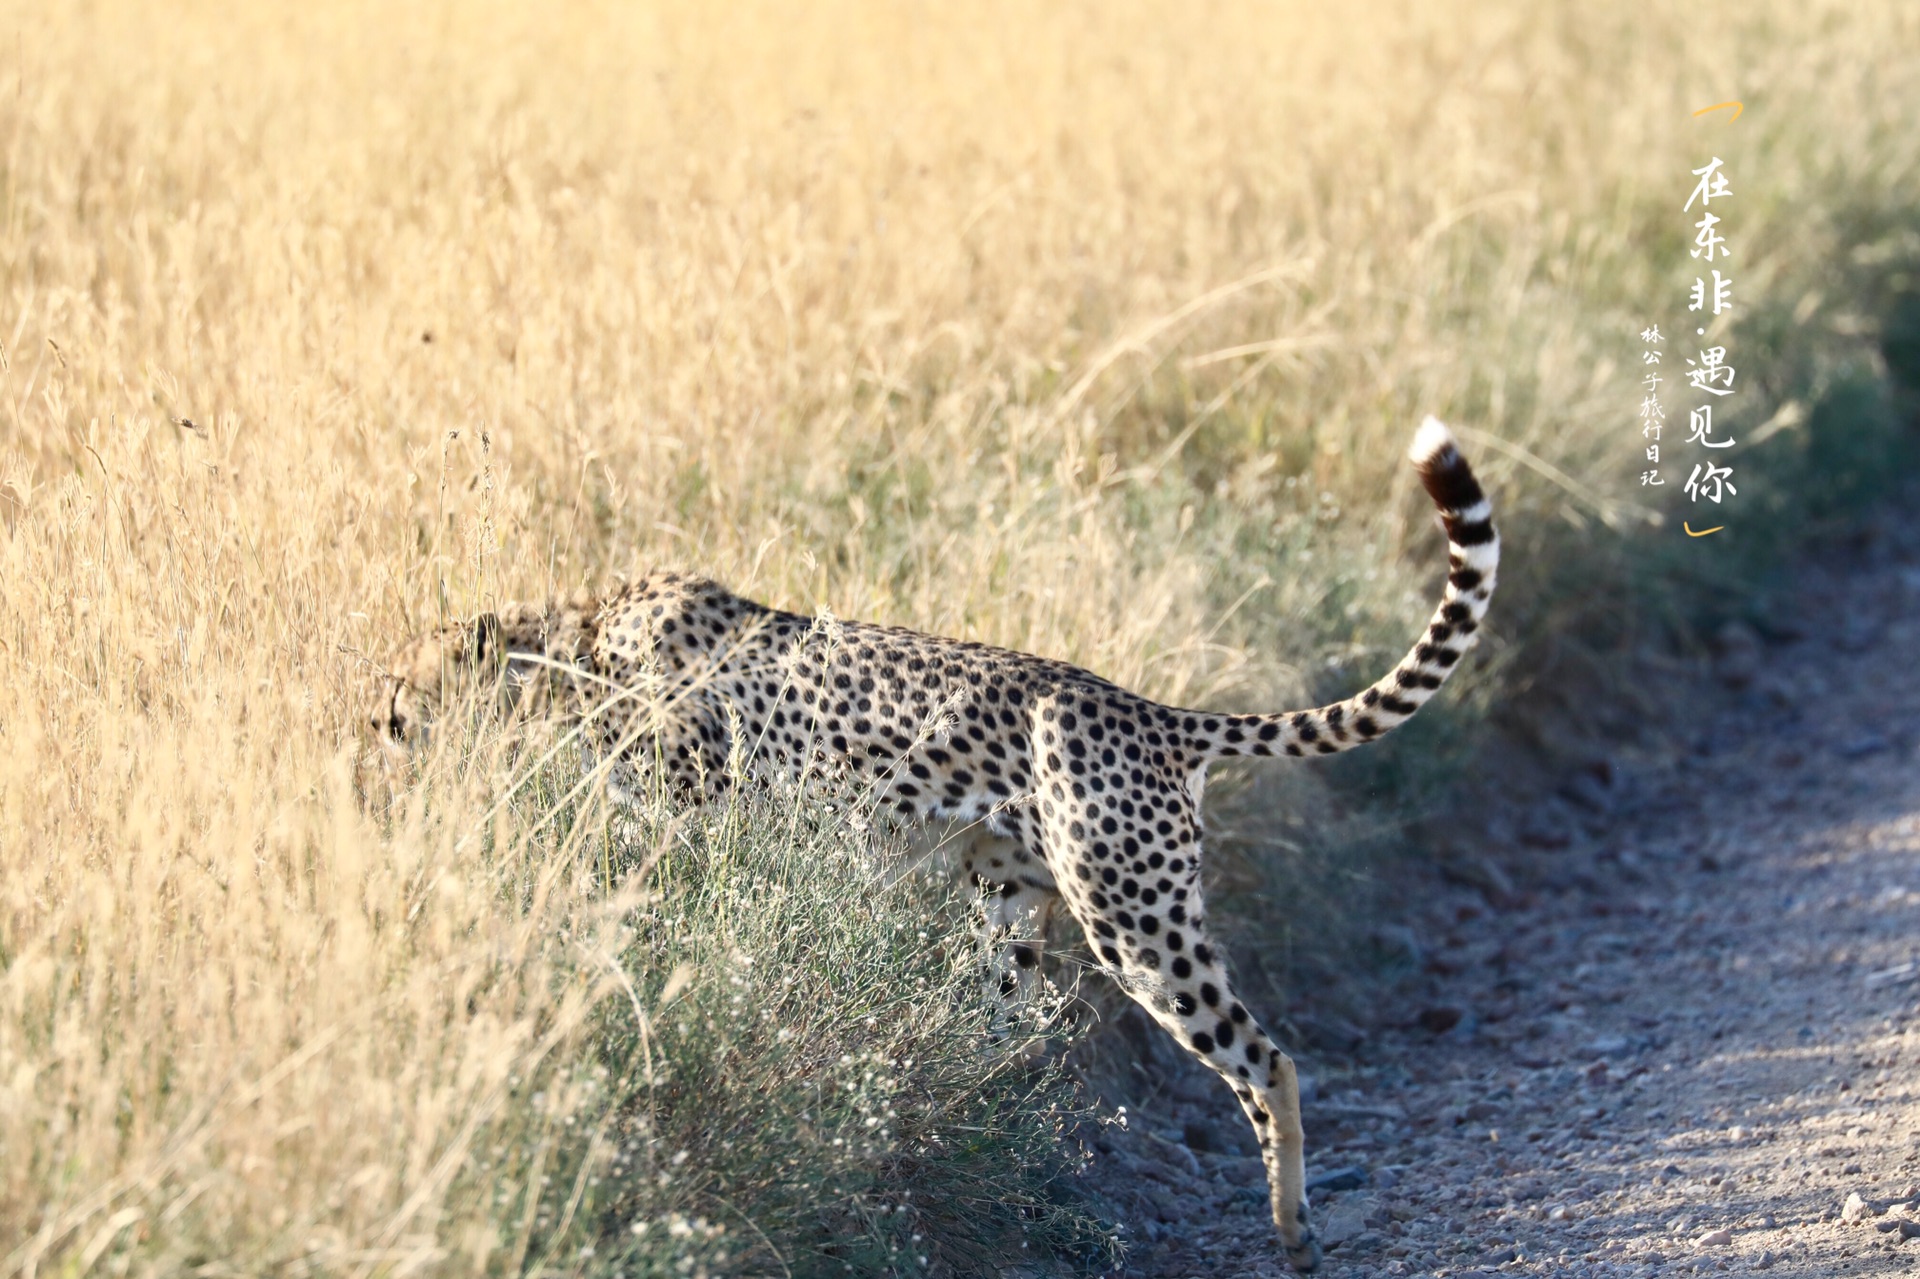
[367,614,513,752]
[369,598,602,753]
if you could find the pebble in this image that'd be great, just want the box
[1841,1191,1873,1223]
[1307,1166,1370,1193]
[1697,1228,1733,1247]
[1712,621,1763,689]
[1839,733,1890,759]
[1561,770,1616,814]
[1518,804,1576,849]
[1837,614,1884,653]
[1318,1198,1371,1248]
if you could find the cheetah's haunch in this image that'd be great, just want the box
[371,418,1498,1271]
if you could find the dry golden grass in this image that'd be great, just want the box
[3,0,1917,1272]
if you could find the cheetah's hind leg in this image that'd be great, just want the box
[1024,702,1321,1271]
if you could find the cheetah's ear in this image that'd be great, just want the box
[472,613,505,669]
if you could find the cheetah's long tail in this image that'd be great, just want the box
[1201,417,1498,761]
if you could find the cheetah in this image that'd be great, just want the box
[370,417,1497,1271]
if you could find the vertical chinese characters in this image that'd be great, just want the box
[1683,157,1738,506]
[1639,325,1665,487]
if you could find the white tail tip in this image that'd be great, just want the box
[1408,415,1456,465]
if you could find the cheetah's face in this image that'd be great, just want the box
[367,614,509,751]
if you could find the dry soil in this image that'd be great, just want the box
[1084,535,1920,1279]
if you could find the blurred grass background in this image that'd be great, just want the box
[2,0,1918,1272]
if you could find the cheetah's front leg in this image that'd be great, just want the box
[960,834,1061,1029]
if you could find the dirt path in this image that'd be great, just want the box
[1084,542,1920,1279]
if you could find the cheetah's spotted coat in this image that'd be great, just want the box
[371,418,1498,1271]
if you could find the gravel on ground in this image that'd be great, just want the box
[1079,546,1920,1279]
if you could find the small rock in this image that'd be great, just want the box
[1839,733,1890,760]
[1518,804,1575,850]
[1755,1249,1775,1269]
[1509,1178,1549,1202]
[1842,1192,1873,1224]
[1144,1131,1202,1178]
[1368,924,1425,970]
[1318,1198,1371,1249]
[1307,1166,1370,1194]
[1439,855,1517,904]
[1712,620,1763,688]
[1900,1220,1920,1241]
[1697,1227,1734,1247]
[1294,1009,1368,1050]
[1865,960,1920,990]
[1417,1006,1465,1034]
[1837,614,1883,653]
[1560,768,1615,814]
[1183,1118,1249,1156]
